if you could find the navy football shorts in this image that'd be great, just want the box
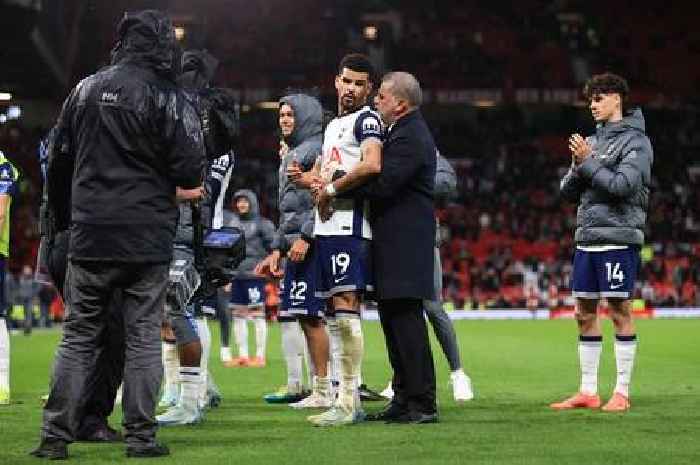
[280,246,324,319]
[314,236,373,299]
[230,277,266,308]
[571,246,640,299]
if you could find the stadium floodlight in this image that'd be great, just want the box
[256,101,279,110]
[0,92,11,101]
[473,100,496,108]
[175,26,186,41]
[363,25,378,41]
[7,106,20,119]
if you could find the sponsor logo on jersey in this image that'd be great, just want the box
[329,147,342,163]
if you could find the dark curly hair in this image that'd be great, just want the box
[583,72,629,104]
[338,53,374,83]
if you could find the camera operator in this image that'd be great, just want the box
[32,10,205,460]
[157,49,237,427]
[36,127,125,443]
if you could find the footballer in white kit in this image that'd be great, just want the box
[313,104,381,298]
[290,53,382,427]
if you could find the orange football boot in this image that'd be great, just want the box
[601,392,630,412]
[224,356,250,368]
[249,356,266,367]
[550,392,601,410]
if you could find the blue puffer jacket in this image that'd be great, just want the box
[560,108,653,245]
[270,94,323,251]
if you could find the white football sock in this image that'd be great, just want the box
[337,314,363,413]
[253,316,267,359]
[0,318,9,396]
[326,316,341,399]
[162,341,179,400]
[195,317,211,408]
[280,320,304,394]
[578,336,602,396]
[614,335,637,398]
[314,374,330,399]
[220,346,232,362]
[233,316,249,358]
[178,366,202,413]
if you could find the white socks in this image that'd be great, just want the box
[233,316,248,358]
[178,366,201,413]
[162,342,179,401]
[0,318,9,398]
[220,346,232,363]
[577,334,637,398]
[196,318,211,409]
[280,320,304,394]
[253,316,267,360]
[326,316,341,399]
[614,335,637,397]
[336,314,363,413]
[314,374,330,399]
[578,336,602,395]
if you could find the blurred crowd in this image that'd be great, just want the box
[2,96,699,320]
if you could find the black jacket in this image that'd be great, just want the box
[357,110,437,300]
[48,10,205,263]
[174,50,236,247]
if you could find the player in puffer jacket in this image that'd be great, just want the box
[552,72,653,413]
[223,189,275,367]
[257,93,325,403]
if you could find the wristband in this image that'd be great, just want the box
[325,183,336,197]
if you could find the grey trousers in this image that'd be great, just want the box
[41,260,168,447]
[423,247,462,372]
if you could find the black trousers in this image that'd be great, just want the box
[378,298,436,414]
[48,232,125,435]
[42,259,168,447]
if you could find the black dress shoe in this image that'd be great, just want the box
[29,438,68,460]
[125,442,170,458]
[366,402,407,421]
[385,410,439,424]
[359,384,384,402]
[77,425,123,442]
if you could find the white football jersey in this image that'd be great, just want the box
[314,106,383,239]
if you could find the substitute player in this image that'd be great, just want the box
[290,53,382,426]
[552,72,653,412]
[256,93,327,405]
[224,190,275,367]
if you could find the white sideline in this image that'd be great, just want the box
[361,308,700,321]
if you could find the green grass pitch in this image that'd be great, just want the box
[1,319,698,464]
